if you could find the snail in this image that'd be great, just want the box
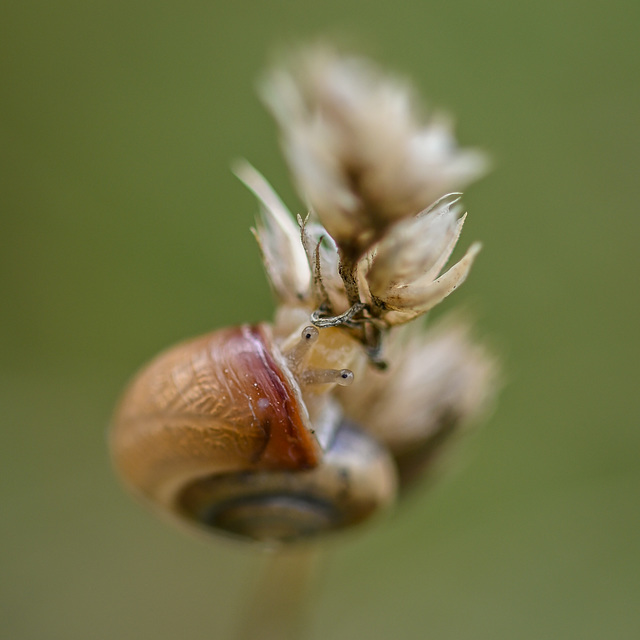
[110,48,495,547]
[110,321,398,544]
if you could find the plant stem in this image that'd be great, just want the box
[235,547,322,640]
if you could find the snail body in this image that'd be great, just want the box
[111,322,398,544]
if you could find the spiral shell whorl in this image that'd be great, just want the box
[179,422,397,543]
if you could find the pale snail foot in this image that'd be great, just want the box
[311,306,388,370]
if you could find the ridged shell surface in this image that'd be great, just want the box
[111,325,320,509]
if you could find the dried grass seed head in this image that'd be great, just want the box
[339,319,498,456]
[261,46,488,260]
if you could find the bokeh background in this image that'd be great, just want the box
[2,1,638,639]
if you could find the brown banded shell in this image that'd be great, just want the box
[110,324,397,543]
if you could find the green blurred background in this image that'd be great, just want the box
[2,1,638,638]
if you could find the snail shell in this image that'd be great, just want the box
[111,323,397,544]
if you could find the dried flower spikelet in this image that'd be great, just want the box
[234,160,312,305]
[366,194,481,325]
[235,160,350,315]
[338,319,497,488]
[298,217,349,312]
[261,46,488,260]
